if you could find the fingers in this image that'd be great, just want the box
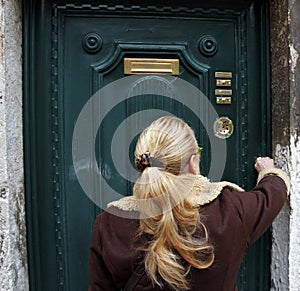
[255,156,275,173]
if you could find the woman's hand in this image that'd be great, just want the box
[255,157,275,173]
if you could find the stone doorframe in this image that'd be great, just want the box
[0,0,299,290]
[269,1,300,290]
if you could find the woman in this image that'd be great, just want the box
[89,116,289,291]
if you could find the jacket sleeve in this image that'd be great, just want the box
[233,168,289,245]
[88,215,118,291]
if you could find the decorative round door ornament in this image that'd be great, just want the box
[198,35,218,57]
[213,116,234,139]
[82,32,103,54]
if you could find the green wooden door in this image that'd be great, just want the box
[24,1,270,290]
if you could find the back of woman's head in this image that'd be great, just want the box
[134,116,198,176]
[133,116,214,291]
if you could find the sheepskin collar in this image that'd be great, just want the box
[107,175,244,212]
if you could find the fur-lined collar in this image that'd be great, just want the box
[107,175,244,212]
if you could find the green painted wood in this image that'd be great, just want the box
[24,1,270,290]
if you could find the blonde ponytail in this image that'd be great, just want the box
[133,116,214,290]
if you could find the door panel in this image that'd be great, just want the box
[24,1,270,290]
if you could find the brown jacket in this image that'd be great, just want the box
[89,171,288,291]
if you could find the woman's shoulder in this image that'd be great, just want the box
[96,203,141,223]
[187,174,244,207]
[192,168,289,207]
[93,206,140,242]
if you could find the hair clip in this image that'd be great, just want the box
[135,151,165,172]
[135,151,151,172]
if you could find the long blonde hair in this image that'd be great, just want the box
[133,116,214,290]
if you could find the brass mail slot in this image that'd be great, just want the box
[215,89,232,96]
[216,97,232,104]
[216,79,232,87]
[124,58,179,75]
[215,72,232,78]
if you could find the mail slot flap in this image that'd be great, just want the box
[124,58,179,75]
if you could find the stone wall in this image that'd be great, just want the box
[270,0,300,290]
[0,0,28,290]
[287,0,300,289]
